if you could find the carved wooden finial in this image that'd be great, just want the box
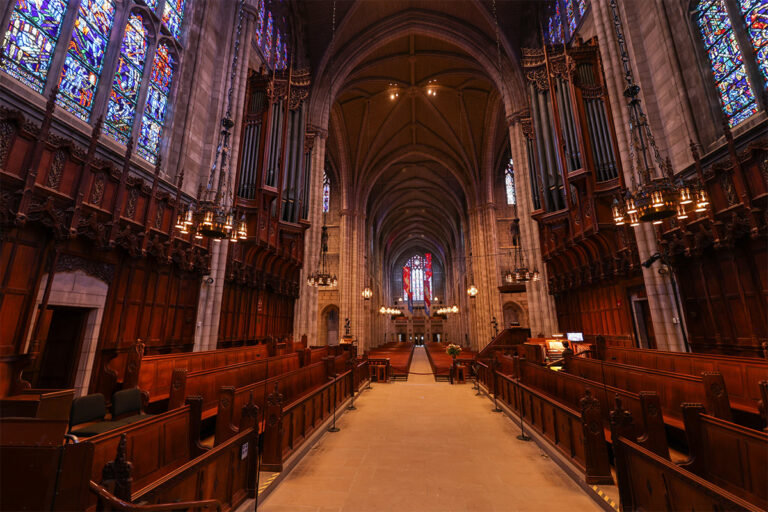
[101,433,133,502]
[177,168,185,189]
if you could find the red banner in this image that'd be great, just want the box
[402,265,412,313]
[424,253,432,316]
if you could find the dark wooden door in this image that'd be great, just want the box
[36,307,88,389]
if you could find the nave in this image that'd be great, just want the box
[259,347,603,512]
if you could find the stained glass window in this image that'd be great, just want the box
[740,0,768,79]
[548,2,563,45]
[1,0,67,92]
[505,158,517,205]
[105,14,147,144]
[275,30,282,69]
[282,44,288,70]
[322,171,330,213]
[256,0,264,49]
[265,12,273,65]
[162,0,185,40]
[696,0,759,126]
[566,0,577,34]
[404,255,430,302]
[144,0,158,9]
[576,0,588,18]
[57,0,117,120]
[137,43,174,163]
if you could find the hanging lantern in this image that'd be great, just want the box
[695,188,709,212]
[467,284,478,298]
[362,287,373,300]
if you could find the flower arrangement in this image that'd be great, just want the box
[446,343,462,358]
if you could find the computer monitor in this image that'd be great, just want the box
[566,332,584,342]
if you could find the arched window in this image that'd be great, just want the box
[264,12,273,66]
[256,0,264,48]
[547,0,590,44]
[137,43,174,163]
[1,0,68,93]
[322,171,330,213]
[740,0,767,79]
[105,14,148,144]
[504,158,517,205]
[56,0,118,120]
[404,255,431,302]
[162,0,185,40]
[694,0,765,126]
[1,1,188,163]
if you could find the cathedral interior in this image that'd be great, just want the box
[0,0,766,510]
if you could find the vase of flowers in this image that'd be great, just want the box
[446,343,462,359]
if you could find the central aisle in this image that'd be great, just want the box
[260,347,602,512]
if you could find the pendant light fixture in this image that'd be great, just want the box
[608,0,709,227]
[175,0,247,242]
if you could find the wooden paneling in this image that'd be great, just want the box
[218,283,295,345]
[555,277,638,347]
[675,238,767,357]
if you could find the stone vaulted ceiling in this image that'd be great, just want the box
[300,0,549,286]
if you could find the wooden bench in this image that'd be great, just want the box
[610,400,765,511]
[368,343,414,380]
[567,356,761,421]
[600,346,768,416]
[0,388,74,420]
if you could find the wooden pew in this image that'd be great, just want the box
[368,343,414,380]
[481,363,613,484]
[0,388,74,420]
[90,422,258,512]
[149,352,300,411]
[611,402,764,512]
[1,428,93,511]
[567,356,759,422]
[126,343,270,399]
[261,360,366,471]
[494,356,669,451]
[600,346,768,416]
[680,403,767,509]
[85,398,205,493]
[424,342,475,381]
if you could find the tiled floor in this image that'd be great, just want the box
[259,347,602,512]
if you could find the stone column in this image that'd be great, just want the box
[294,132,328,344]
[592,0,685,351]
[193,7,254,351]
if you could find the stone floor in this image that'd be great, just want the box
[259,347,603,512]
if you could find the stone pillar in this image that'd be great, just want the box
[294,132,328,345]
[592,0,685,351]
[193,8,254,351]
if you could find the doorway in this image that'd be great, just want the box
[325,307,339,345]
[34,306,89,388]
[629,288,656,349]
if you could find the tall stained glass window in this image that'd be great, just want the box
[740,0,768,79]
[162,0,185,40]
[547,2,563,45]
[105,14,147,144]
[256,0,264,49]
[695,0,759,126]
[505,158,517,205]
[275,30,282,69]
[145,0,158,9]
[137,43,173,163]
[265,12,273,65]
[404,255,430,302]
[57,0,117,120]
[322,171,330,213]
[1,0,67,92]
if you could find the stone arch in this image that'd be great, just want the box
[319,304,340,346]
[502,300,528,329]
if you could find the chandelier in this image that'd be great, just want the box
[437,305,459,315]
[379,306,402,316]
[307,225,337,287]
[504,219,540,283]
[608,0,709,227]
[175,0,247,243]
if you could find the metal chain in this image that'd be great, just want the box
[206,0,245,198]
[492,0,502,74]
[608,0,666,183]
